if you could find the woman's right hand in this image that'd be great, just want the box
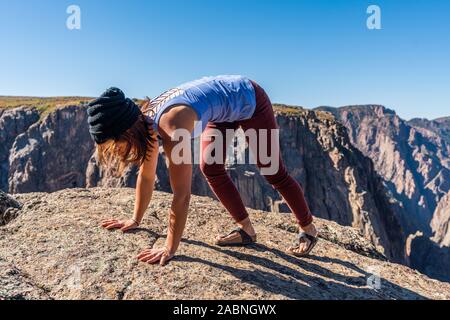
[101,218,139,232]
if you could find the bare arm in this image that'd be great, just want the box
[133,144,159,224]
[161,106,196,254]
[101,140,159,232]
[136,105,197,265]
[162,136,192,255]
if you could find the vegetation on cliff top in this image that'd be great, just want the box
[0,96,93,117]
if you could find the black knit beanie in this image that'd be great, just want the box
[87,87,142,144]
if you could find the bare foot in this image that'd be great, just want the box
[288,223,318,255]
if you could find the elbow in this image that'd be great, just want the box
[173,191,191,204]
[138,171,155,185]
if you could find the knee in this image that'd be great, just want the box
[264,166,289,186]
[200,162,225,178]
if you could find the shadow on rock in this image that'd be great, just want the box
[176,238,427,300]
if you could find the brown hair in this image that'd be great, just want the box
[97,98,157,174]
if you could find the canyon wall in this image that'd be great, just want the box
[316,105,450,236]
[0,107,40,191]
[315,105,450,282]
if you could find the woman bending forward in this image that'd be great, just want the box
[88,75,318,266]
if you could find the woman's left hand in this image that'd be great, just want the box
[137,247,174,266]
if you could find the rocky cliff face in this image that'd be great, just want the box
[315,105,450,282]
[316,105,450,236]
[408,117,450,247]
[7,105,94,193]
[1,188,449,300]
[406,231,450,283]
[0,107,40,191]
[431,191,450,247]
[0,104,419,266]
[408,117,450,169]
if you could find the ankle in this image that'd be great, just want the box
[300,223,317,236]
[237,218,256,236]
[237,217,251,227]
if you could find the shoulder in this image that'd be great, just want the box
[158,105,198,138]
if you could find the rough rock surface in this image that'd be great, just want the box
[0,258,50,300]
[1,188,448,300]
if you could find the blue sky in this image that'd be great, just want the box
[0,0,449,120]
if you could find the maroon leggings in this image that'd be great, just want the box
[199,81,313,227]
